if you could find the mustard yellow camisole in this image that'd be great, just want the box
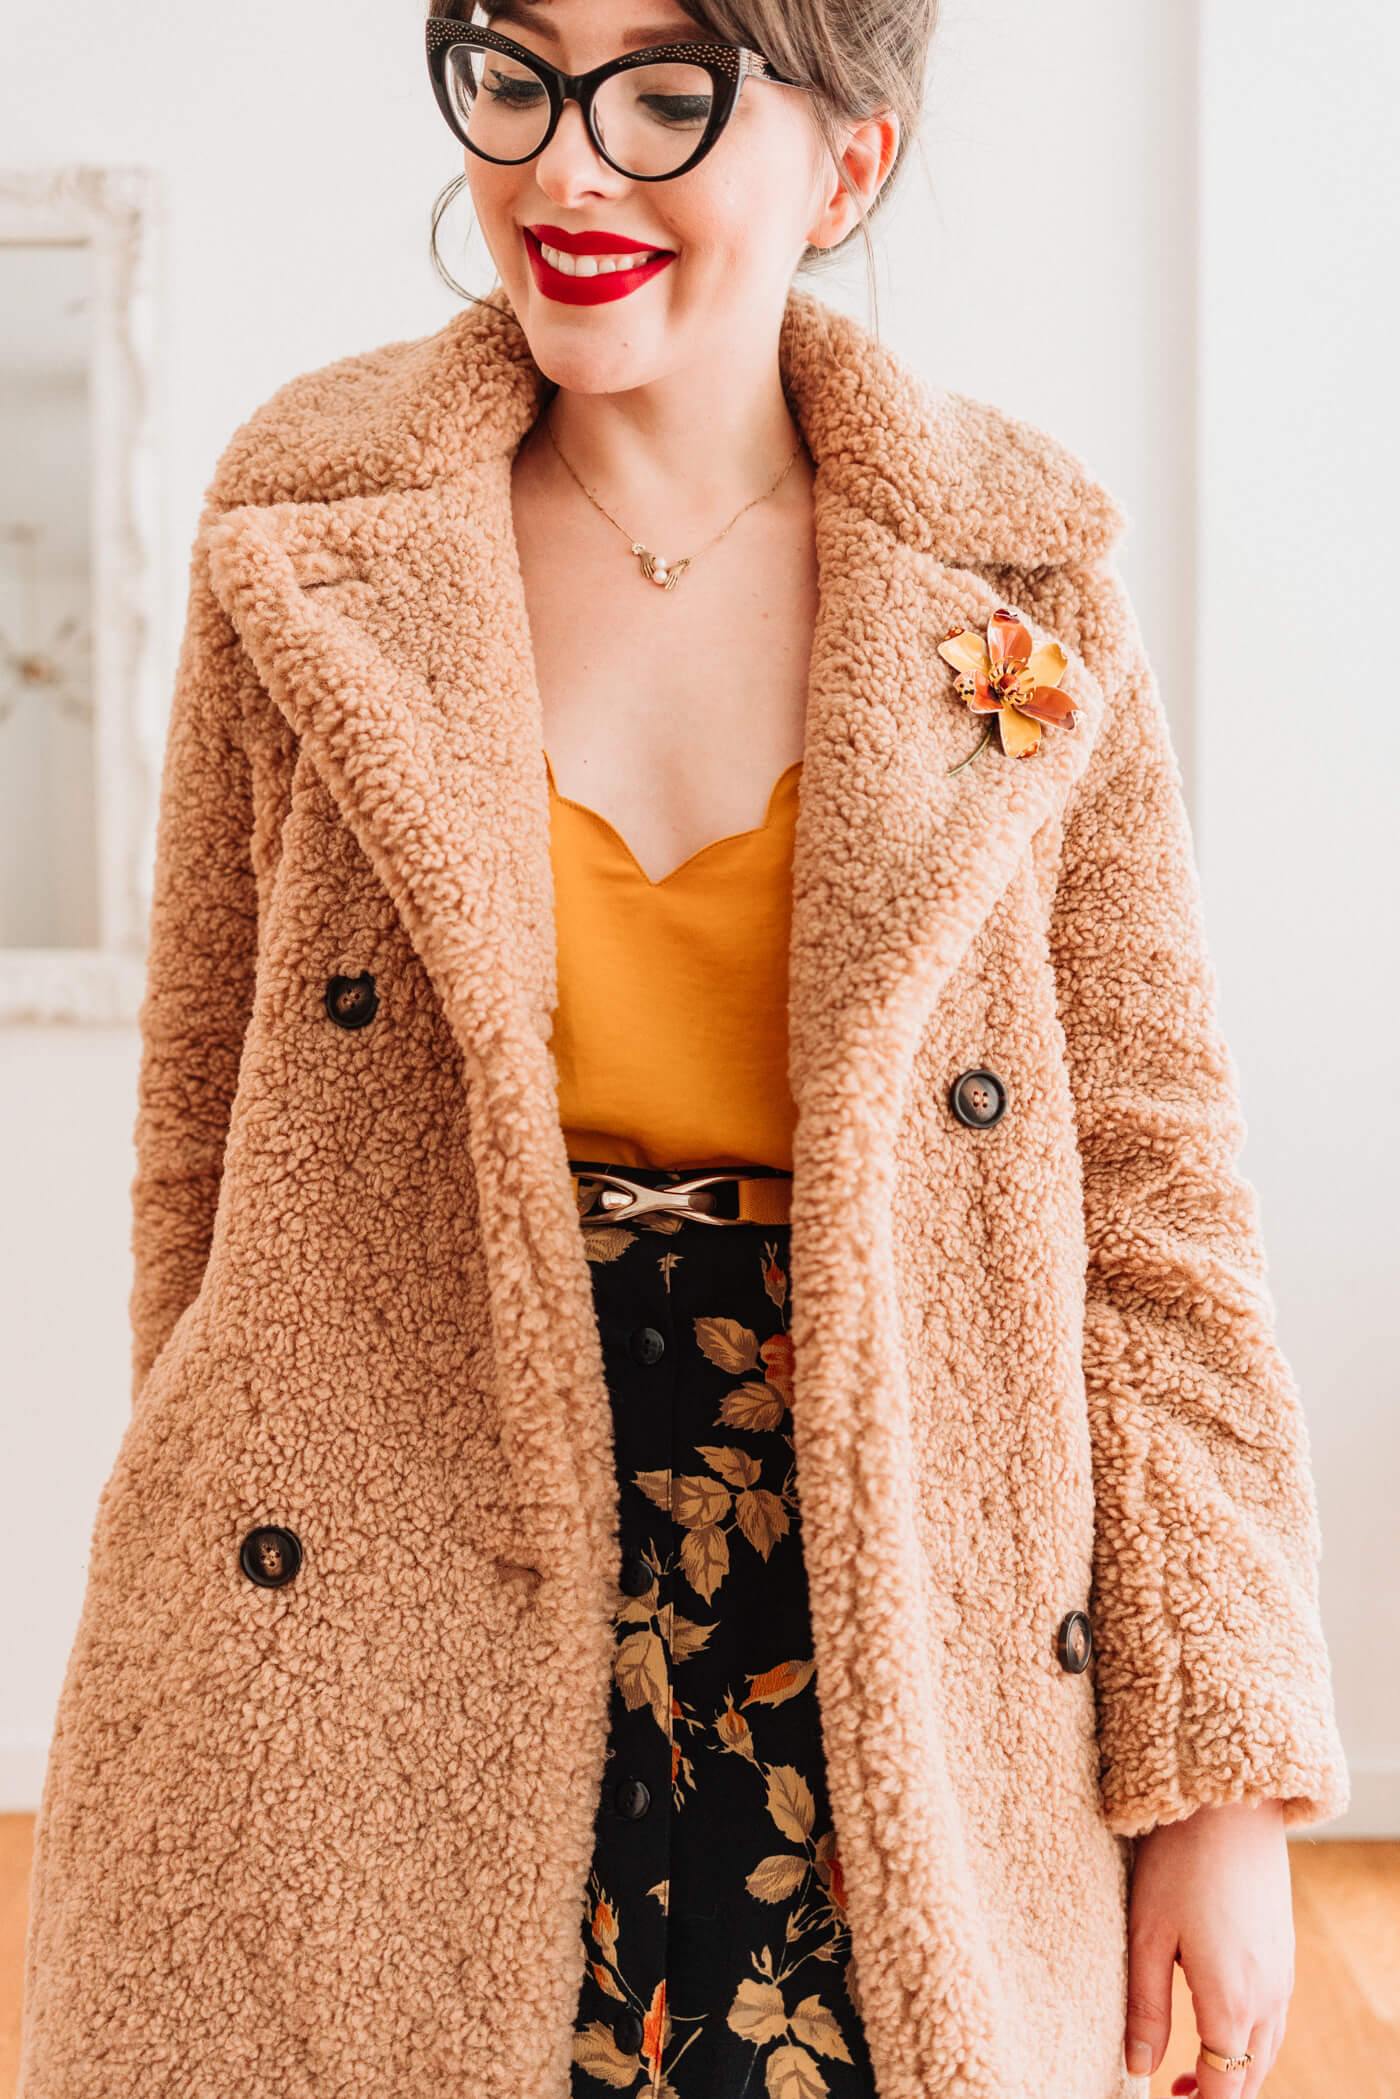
[542,749,802,1173]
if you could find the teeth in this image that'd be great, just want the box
[537,240,663,277]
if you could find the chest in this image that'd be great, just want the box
[511,447,819,885]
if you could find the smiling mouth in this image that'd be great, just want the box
[533,236,672,277]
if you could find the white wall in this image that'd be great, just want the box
[1196,0,1400,1834]
[1,0,1394,1830]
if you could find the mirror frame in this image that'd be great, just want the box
[0,164,162,1023]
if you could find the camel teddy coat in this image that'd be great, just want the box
[18,283,1349,2099]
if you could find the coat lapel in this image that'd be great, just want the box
[201,285,1127,2090]
[200,283,1122,1574]
[202,283,1118,1121]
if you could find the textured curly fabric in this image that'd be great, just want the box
[569,1190,877,2098]
[16,282,1349,2099]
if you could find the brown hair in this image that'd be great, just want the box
[425,0,936,329]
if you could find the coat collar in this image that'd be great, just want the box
[202,282,1124,1132]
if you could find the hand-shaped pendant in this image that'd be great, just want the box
[632,543,692,591]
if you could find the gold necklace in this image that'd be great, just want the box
[540,406,807,592]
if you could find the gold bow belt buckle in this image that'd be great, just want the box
[571,1167,792,1227]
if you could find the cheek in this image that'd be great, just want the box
[668,122,827,274]
[464,163,529,259]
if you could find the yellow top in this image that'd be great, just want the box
[542,748,802,1172]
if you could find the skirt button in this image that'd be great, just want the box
[628,1325,666,1365]
[614,1776,651,1818]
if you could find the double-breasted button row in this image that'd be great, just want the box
[1055,1609,1093,1673]
[949,1067,1009,1128]
[240,1525,302,1588]
[324,972,378,1030]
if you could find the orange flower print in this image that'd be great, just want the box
[938,605,1077,762]
[758,1330,795,1408]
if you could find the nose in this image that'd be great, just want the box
[532,95,630,203]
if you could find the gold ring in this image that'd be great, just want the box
[1199,2042,1254,2073]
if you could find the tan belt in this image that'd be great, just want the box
[570,1164,793,1226]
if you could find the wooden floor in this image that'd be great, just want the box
[1,1817,1395,2095]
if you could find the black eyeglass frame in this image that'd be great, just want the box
[425,16,812,182]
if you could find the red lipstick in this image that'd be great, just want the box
[523,223,675,306]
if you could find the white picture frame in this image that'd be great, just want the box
[0,163,163,1023]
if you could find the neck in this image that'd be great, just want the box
[526,339,808,542]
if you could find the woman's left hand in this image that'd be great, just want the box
[1123,1797,1294,2098]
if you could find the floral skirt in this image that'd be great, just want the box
[567,1161,879,2099]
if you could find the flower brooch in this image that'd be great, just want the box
[938,607,1078,769]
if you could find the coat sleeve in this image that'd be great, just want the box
[128,503,261,1408]
[1048,555,1350,1838]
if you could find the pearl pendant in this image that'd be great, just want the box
[632,541,689,592]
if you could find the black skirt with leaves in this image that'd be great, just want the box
[566,1162,879,2099]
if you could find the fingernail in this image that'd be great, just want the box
[1126,2040,1152,2074]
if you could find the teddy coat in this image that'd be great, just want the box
[18,282,1349,2099]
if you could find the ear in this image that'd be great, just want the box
[806,108,901,249]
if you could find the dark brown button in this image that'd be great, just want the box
[619,1549,653,1597]
[949,1067,1008,1128]
[614,2009,645,2054]
[628,1325,665,1366]
[1055,1609,1093,1673]
[614,1776,651,1819]
[324,972,378,1030]
[239,1525,303,1589]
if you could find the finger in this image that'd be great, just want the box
[1240,2013,1284,2099]
[1193,2014,1269,2099]
[1123,1928,1176,2078]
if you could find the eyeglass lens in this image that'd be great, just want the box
[444,40,717,176]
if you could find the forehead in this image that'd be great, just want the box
[475,0,710,50]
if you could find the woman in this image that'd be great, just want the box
[17,1,1348,2096]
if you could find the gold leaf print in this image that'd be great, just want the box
[614,1627,670,1731]
[742,1657,816,1707]
[669,1611,714,1663]
[695,1442,763,1489]
[679,1521,730,1602]
[733,1486,791,1558]
[671,1474,731,1527]
[763,2040,829,2097]
[657,1249,683,1287]
[726,1975,789,2045]
[790,1995,855,2063]
[570,2018,638,2087]
[766,1764,816,1843]
[719,1380,787,1431]
[633,1469,673,1511]
[647,1876,669,1910]
[761,1243,788,1308]
[581,1225,635,1264]
[693,1315,760,1374]
[746,1852,809,1902]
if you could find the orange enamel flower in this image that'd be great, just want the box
[938,606,1077,762]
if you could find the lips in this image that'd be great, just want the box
[528,222,672,255]
[522,224,676,307]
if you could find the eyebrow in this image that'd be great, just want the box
[482,1,702,49]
